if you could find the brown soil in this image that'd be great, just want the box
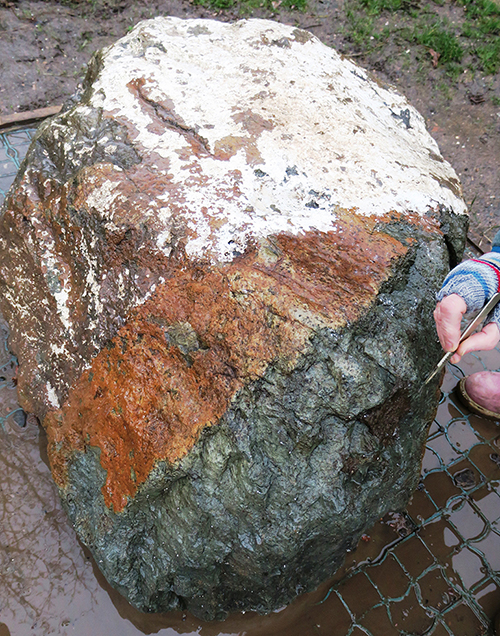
[1,0,499,249]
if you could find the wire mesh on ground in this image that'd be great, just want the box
[0,129,34,202]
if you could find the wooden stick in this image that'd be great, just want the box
[0,105,62,131]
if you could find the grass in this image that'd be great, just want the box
[344,0,500,77]
[194,0,306,12]
[412,22,463,65]
[195,0,500,79]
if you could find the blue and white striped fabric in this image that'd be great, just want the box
[436,230,500,330]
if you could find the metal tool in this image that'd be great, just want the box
[424,291,500,385]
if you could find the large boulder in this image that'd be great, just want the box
[0,17,467,620]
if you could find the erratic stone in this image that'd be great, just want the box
[0,17,468,620]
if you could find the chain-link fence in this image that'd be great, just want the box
[0,129,35,203]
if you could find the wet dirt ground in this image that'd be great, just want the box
[0,0,499,246]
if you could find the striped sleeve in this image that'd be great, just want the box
[436,252,500,331]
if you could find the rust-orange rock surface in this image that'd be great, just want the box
[0,17,467,620]
[45,217,408,512]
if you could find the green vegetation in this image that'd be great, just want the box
[412,23,463,65]
[345,0,500,76]
[195,0,306,12]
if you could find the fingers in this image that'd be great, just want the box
[433,294,467,352]
[434,294,500,364]
[451,322,500,363]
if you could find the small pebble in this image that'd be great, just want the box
[490,453,500,468]
[453,468,476,490]
[12,410,26,428]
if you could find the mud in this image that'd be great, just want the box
[1,0,499,247]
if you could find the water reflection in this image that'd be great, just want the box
[0,412,103,634]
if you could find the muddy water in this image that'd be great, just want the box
[0,405,364,636]
[1,305,499,635]
[0,396,406,636]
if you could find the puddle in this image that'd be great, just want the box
[447,498,486,540]
[471,531,500,572]
[425,435,462,468]
[473,488,500,523]
[447,419,481,453]
[474,579,500,617]
[434,400,465,427]
[417,568,460,612]
[421,446,444,473]
[451,547,487,589]
[423,471,461,509]
[419,517,461,557]
[454,354,488,377]
[390,586,434,634]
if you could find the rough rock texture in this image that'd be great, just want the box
[0,17,468,620]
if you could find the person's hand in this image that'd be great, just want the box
[434,294,500,363]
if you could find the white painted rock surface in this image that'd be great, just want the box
[87,17,465,263]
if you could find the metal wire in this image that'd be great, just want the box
[314,354,500,636]
[0,128,35,205]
